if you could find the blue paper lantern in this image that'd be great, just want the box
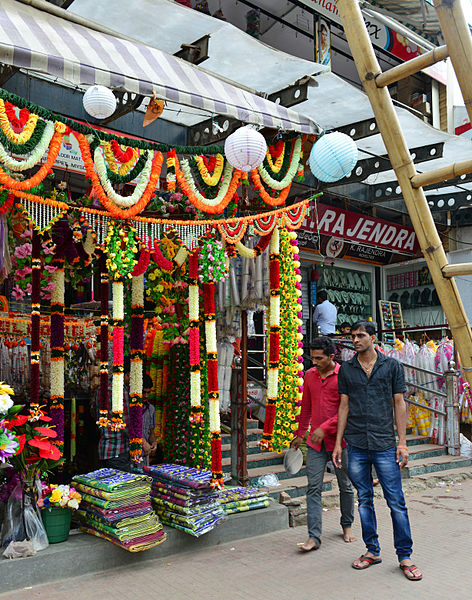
[309,132,358,183]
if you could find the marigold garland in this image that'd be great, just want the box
[188,250,202,423]
[194,154,225,186]
[235,233,271,259]
[259,225,280,450]
[0,99,38,144]
[271,228,304,452]
[250,168,291,207]
[0,120,55,172]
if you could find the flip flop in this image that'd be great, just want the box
[352,554,382,570]
[399,564,423,581]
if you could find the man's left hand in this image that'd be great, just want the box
[310,427,325,445]
[396,446,409,468]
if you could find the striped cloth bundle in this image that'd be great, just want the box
[217,486,270,515]
[72,468,166,552]
[144,464,227,537]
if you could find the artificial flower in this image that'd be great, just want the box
[0,427,19,463]
[0,394,13,414]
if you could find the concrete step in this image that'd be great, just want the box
[408,443,447,461]
[264,473,335,500]
[221,440,264,459]
[405,433,432,447]
[246,462,307,485]
[247,419,260,430]
[223,450,284,471]
[402,454,472,478]
[221,429,263,444]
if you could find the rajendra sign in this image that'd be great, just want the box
[300,202,418,255]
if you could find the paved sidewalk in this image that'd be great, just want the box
[4,478,472,600]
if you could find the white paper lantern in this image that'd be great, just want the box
[224,126,267,171]
[83,85,117,120]
[309,132,358,183]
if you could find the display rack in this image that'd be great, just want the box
[378,300,404,343]
[321,266,372,326]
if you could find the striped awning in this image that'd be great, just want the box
[0,0,319,134]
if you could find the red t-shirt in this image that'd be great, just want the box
[295,363,346,452]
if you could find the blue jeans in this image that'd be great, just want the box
[306,444,354,546]
[347,445,413,562]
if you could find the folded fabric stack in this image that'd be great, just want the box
[72,468,166,552]
[217,486,270,515]
[144,464,226,537]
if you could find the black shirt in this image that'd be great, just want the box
[338,350,406,451]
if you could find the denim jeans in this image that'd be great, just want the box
[305,444,354,546]
[347,445,413,561]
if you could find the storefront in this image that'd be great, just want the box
[297,201,419,337]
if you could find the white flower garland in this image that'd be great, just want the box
[204,320,217,354]
[0,121,55,171]
[94,147,155,207]
[258,137,302,190]
[181,158,234,207]
[50,267,65,400]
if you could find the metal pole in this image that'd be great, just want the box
[445,361,460,456]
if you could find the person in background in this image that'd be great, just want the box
[339,322,351,337]
[142,373,157,466]
[291,336,355,552]
[313,290,337,335]
[94,357,131,472]
[333,321,422,581]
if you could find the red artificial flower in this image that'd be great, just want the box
[16,434,26,454]
[34,426,57,438]
[4,414,29,429]
[38,415,52,422]
[28,438,53,451]
[39,445,60,460]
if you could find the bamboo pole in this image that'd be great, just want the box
[376,45,449,88]
[411,158,472,188]
[442,263,472,278]
[434,0,472,126]
[335,0,472,386]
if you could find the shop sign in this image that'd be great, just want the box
[300,202,418,255]
[299,0,447,84]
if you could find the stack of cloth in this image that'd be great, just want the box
[145,464,226,537]
[217,486,270,515]
[72,468,166,552]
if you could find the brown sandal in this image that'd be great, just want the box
[399,564,422,581]
[352,554,382,569]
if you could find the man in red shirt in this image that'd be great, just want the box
[291,336,355,552]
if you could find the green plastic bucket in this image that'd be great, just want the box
[41,506,72,544]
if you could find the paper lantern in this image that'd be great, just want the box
[224,126,267,171]
[309,132,358,183]
[83,85,117,120]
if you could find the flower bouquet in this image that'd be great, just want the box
[39,485,82,544]
[0,382,62,552]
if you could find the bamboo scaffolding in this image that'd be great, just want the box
[335,0,472,386]
[442,263,472,278]
[434,0,472,126]
[412,158,472,188]
[376,45,449,88]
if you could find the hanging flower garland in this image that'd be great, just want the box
[166,149,176,192]
[250,169,291,207]
[265,140,285,173]
[258,137,301,189]
[77,134,163,219]
[129,273,144,463]
[199,237,228,283]
[104,141,139,174]
[30,230,41,405]
[0,99,39,144]
[193,154,225,186]
[93,146,156,208]
[110,278,126,431]
[105,221,138,280]
[49,257,65,455]
[0,121,55,172]
[174,153,241,214]
[0,189,14,214]
[217,220,247,244]
[259,225,280,450]
[271,228,304,452]
[235,233,271,259]
[203,282,224,488]
[188,250,202,423]
[97,253,110,428]
[0,124,66,191]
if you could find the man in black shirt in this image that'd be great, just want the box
[333,321,422,581]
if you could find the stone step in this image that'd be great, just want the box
[221,440,263,459]
[402,454,472,478]
[221,429,263,444]
[247,419,260,430]
[222,450,284,471]
[246,462,307,485]
[405,433,432,447]
[408,443,447,461]
[264,473,335,500]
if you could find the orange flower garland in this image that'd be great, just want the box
[174,153,241,214]
[77,134,163,219]
[0,127,65,190]
[250,168,291,206]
